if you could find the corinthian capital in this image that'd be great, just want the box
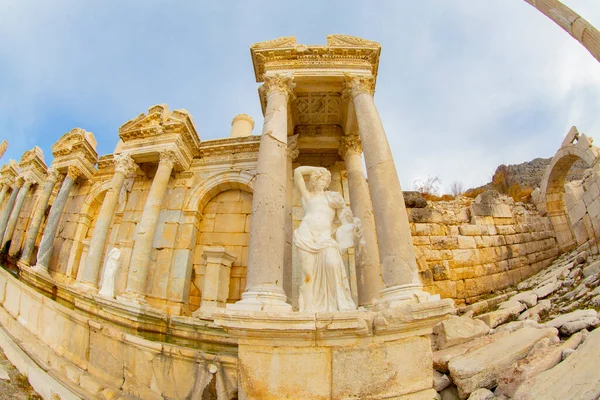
[14,177,24,188]
[67,165,82,180]
[46,166,61,184]
[262,74,296,99]
[339,135,362,158]
[344,74,375,97]
[113,153,136,176]
[159,149,177,169]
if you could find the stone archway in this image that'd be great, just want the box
[540,127,600,251]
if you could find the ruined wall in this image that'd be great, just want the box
[411,195,558,305]
[563,168,600,251]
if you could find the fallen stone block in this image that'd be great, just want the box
[434,370,451,392]
[559,316,600,336]
[495,330,584,397]
[434,316,491,350]
[518,299,551,321]
[492,320,540,335]
[511,292,537,308]
[441,385,460,400]
[467,388,494,400]
[545,309,597,330]
[448,327,558,399]
[476,302,524,328]
[512,327,600,400]
[575,250,588,265]
[433,331,511,373]
[583,260,600,278]
[561,348,576,360]
[533,281,561,299]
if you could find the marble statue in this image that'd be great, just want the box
[293,166,358,312]
[98,247,121,298]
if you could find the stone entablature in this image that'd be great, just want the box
[118,104,201,171]
[51,127,98,180]
[17,146,47,185]
[0,160,19,188]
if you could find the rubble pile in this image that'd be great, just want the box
[432,248,600,399]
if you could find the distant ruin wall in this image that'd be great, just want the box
[410,195,558,305]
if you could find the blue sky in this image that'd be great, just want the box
[1,1,600,193]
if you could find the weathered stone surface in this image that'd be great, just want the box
[559,316,600,336]
[511,292,538,308]
[448,327,558,398]
[495,331,584,397]
[533,281,561,299]
[434,370,451,392]
[512,327,600,400]
[467,388,494,400]
[583,260,600,277]
[434,316,490,350]
[476,301,524,328]
[404,191,427,208]
[545,309,598,330]
[492,319,541,334]
[518,299,551,321]
[441,385,460,400]
[433,332,511,374]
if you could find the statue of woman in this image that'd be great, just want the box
[293,166,358,312]
[98,247,121,299]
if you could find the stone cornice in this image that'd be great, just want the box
[0,160,20,186]
[18,146,48,185]
[51,128,98,180]
[196,136,260,166]
[250,35,381,83]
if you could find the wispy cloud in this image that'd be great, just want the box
[0,0,599,193]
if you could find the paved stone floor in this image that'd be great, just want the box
[0,347,42,400]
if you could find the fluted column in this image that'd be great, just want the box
[283,134,299,299]
[20,168,60,267]
[347,75,427,305]
[523,0,600,63]
[2,178,33,249]
[230,74,294,312]
[81,153,136,288]
[0,181,21,248]
[123,150,175,299]
[33,166,80,274]
[339,135,382,306]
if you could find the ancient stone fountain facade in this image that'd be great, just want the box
[0,34,598,399]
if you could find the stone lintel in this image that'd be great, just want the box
[51,159,96,181]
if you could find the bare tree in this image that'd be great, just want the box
[450,181,464,197]
[414,176,442,196]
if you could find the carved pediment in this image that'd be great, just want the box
[326,34,381,48]
[0,160,19,185]
[251,36,297,50]
[51,128,98,180]
[18,146,47,185]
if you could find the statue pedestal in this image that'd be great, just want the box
[214,298,454,399]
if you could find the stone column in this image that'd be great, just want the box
[0,181,21,247]
[283,135,299,300]
[20,168,60,267]
[0,141,7,160]
[330,162,344,194]
[0,184,9,210]
[339,135,383,306]
[80,153,135,288]
[2,178,33,249]
[199,246,237,312]
[33,166,80,274]
[346,75,427,305]
[123,150,175,299]
[230,74,294,312]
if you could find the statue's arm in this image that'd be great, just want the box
[294,166,326,198]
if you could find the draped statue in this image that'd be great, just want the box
[293,166,361,312]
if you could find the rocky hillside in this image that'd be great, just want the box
[468,158,588,194]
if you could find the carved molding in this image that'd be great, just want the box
[288,134,299,160]
[339,135,362,157]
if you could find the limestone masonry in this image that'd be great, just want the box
[0,31,600,400]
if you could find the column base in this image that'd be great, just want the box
[30,264,51,279]
[375,283,440,308]
[227,283,292,312]
[16,259,30,270]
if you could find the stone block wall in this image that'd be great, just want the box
[7,187,39,255]
[563,169,600,249]
[410,197,558,305]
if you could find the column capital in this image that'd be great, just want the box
[262,74,296,100]
[344,74,375,97]
[14,177,24,188]
[287,134,300,160]
[67,165,82,181]
[339,135,362,158]
[46,167,61,184]
[113,153,136,175]
[158,149,177,169]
